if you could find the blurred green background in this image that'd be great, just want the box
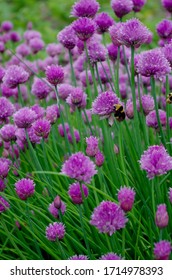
[0,0,167,43]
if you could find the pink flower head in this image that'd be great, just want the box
[31,78,51,99]
[119,18,150,48]
[156,19,172,39]
[71,0,100,18]
[10,31,21,43]
[95,12,114,34]
[58,123,70,137]
[61,152,97,183]
[132,0,147,12]
[46,65,64,86]
[86,136,99,157]
[146,109,166,129]
[46,104,60,124]
[90,201,128,235]
[0,124,17,142]
[57,25,77,50]
[1,21,13,32]
[141,95,154,115]
[155,204,169,228]
[117,186,136,212]
[107,44,118,61]
[29,38,44,54]
[0,158,11,179]
[69,255,88,260]
[66,87,87,111]
[48,201,66,218]
[109,23,123,47]
[95,151,105,167]
[87,40,107,64]
[100,253,122,260]
[68,182,89,204]
[139,145,172,179]
[0,196,10,213]
[46,222,65,241]
[32,119,51,138]
[31,104,45,120]
[2,65,29,89]
[15,178,35,200]
[46,43,62,57]
[154,240,171,260]
[13,107,37,128]
[58,84,74,100]
[72,17,96,41]
[111,0,133,19]
[162,0,172,13]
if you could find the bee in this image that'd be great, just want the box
[113,104,125,122]
[166,93,172,104]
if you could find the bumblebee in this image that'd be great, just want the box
[166,93,172,104]
[113,104,125,122]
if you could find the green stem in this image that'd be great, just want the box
[18,85,24,107]
[69,49,77,87]
[115,47,120,96]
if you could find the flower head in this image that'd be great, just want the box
[137,49,171,78]
[66,87,87,111]
[31,78,51,99]
[162,0,172,13]
[48,201,66,218]
[46,105,60,124]
[132,0,147,12]
[155,204,169,228]
[71,0,100,18]
[156,19,172,39]
[29,38,44,54]
[68,182,89,204]
[109,23,123,47]
[146,110,166,129]
[154,240,171,260]
[32,119,51,138]
[107,44,118,61]
[58,25,77,50]
[61,152,97,183]
[0,124,17,142]
[0,196,10,213]
[1,21,13,32]
[111,0,133,19]
[72,17,96,41]
[117,186,136,212]
[95,12,114,34]
[15,178,35,200]
[46,65,64,85]
[86,136,99,157]
[13,107,37,128]
[95,151,105,167]
[0,179,6,192]
[139,145,172,179]
[141,95,154,115]
[100,253,122,260]
[0,158,11,179]
[46,222,65,241]
[2,65,29,88]
[119,18,150,48]
[90,201,128,235]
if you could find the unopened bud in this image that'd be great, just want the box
[54,195,62,209]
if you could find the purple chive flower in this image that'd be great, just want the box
[46,43,62,57]
[156,20,172,39]
[162,42,172,67]
[162,0,172,13]
[0,97,15,121]
[15,178,35,200]
[31,78,51,99]
[87,41,107,64]
[92,91,120,119]
[168,188,172,203]
[0,124,17,142]
[117,186,136,212]
[32,119,51,138]
[2,65,29,89]
[146,110,166,129]
[0,158,11,179]
[111,0,133,19]
[24,30,41,42]
[10,31,21,42]
[0,42,5,53]
[71,0,100,18]
[13,107,36,128]
[155,204,169,228]
[1,84,18,99]
[95,151,105,167]
[58,84,74,100]
[100,253,122,260]
[107,44,118,62]
[119,19,150,48]
[48,201,66,218]
[58,25,77,50]
[58,123,70,137]
[0,178,6,192]
[16,43,31,57]
[46,105,60,124]
[1,21,13,32]
[45,65,64,86]
[0,196,10,213]
[141,95,154,115]
[69,255,88,260]
[132,0,147,12]
[80,70,93,87]
[68,182,89,204]
[72,17,96,41]
[137,49,171,78]
[29,38,44,54]
[139,145,172,179]
[95,12,114,34]
[27,126,41,144]
[154,240,172,260]
[31,104,45,120]
[86,136,99,157]
[0,66,5,82]
[66,87,87,111]
[109,23,123,47]
[46,222,65,241]
[61,152,97,183]
[90,201,128,235]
